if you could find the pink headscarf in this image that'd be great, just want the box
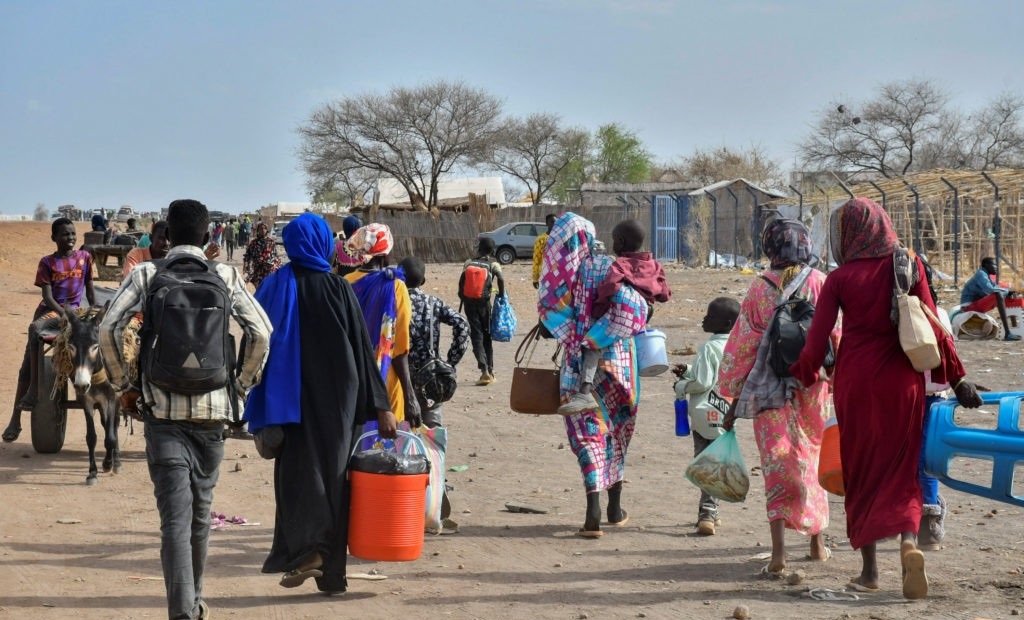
[345,223,393,264]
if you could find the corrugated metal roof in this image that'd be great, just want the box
[376,177,506,206]
[688,178,787,199]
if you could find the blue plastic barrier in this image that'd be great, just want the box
[924,392,1024,507]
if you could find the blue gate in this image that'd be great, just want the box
[651,195,690,262]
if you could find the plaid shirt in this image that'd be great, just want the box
[408,288,470,370]
[99,246,272,422]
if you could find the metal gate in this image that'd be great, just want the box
[651,195,689,262]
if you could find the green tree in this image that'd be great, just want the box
[591,123,651,183]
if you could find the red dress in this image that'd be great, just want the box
[792,255,964,549]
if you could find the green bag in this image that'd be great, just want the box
[684,429,750,502]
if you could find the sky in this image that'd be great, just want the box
[2,0,1023,216]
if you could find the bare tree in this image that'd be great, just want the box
[799,79,949,177]
[298,80,503,210]
[33,203,48,221]
[678,145,785,190]
[309,166,379,212]
[963,92,1024,169]
[481,113,590,204]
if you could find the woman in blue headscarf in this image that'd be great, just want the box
[246,212,394,594]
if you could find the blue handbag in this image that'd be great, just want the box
[490,293,517,342]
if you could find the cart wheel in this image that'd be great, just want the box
[31,355,67,454]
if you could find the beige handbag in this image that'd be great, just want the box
[893,249,941,371]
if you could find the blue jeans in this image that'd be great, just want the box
[919,395,942,506]
[145,418,225,620]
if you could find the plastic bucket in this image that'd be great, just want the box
[924,392,1024,507]
[348,469,429,561]
[817,417,844,496]
[635,329,668,377]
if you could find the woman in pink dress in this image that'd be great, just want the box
[720,218,838,576]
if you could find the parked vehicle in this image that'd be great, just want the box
[114,206,136,223]
[479,221,604,264]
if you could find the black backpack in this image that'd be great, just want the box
[763,268,834,378]
[140,255,235,395]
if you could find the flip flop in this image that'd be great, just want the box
[575,528,603,539]
[280,567,324,588]
[806,547,832,561]
[608,511,629,527]
[805,587,860,602]
[846,577,880,593]
[348,572,388,581]
[901,545,928,599]
[760,564,786,578]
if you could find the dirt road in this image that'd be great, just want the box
[1,222,1022,620]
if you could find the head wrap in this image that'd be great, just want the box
[345,223,393,264]
[342,215,363,239]
[829,197,900,266]
[282,213,333,272]
[761,218,813,270]
[537,213,597,342]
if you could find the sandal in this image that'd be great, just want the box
[760,564,786,578]
[804,587,860,601]
[806,547,832,562]
[901,542,928,599]
[575,528,603,539]
[280,567,324,588]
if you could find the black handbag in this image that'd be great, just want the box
[411,303,458,408]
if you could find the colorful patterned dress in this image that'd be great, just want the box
[538,214,648,493]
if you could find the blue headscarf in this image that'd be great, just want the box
[342,215,362,239]
[244,213,333,432]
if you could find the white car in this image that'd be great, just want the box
[114,207,136,223]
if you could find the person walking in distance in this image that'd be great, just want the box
[532,214,556,289]
[459,237,504,385]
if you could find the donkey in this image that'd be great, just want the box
[62,305,121,485]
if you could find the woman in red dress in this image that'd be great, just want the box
[791,197,982,599]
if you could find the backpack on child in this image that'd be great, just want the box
[459,258,494,301]
[139,255,236,395]
[762,266,834,378]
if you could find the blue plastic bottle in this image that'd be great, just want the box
[674,399,691,436]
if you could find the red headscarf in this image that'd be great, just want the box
[829,197,900,265]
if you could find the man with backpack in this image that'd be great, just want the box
[459,237,505,385]
[99,199,272,620]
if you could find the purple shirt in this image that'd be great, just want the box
[35,250,93,311]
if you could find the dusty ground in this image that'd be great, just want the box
[1,221,1022,620]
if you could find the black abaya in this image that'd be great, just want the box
[261,266,390,593]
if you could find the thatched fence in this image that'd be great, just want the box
[324,199,649,264]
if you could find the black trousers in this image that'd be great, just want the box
[463,300,493,373]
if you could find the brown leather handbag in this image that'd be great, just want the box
[509,324,562,415]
